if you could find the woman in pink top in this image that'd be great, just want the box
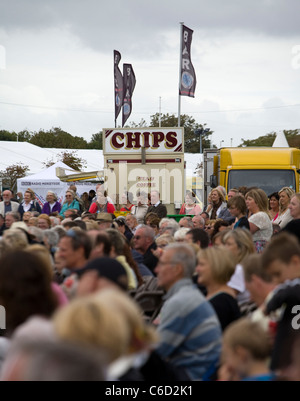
[179,191,202,215]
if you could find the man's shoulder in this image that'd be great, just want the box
[165,282,206,310]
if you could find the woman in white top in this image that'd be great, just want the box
[245,188,273,253]
[272,186,294,229]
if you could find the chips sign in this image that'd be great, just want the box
[103,128,183,154]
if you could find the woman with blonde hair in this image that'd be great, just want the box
[245,188,273,253]
[196,246,241,331]
[53,291,131,363]
[53,289,162,379]
[207,188,231,221]
[222,228,256,309]
[289,193,300,220]
[223,229,256,265]
[272,186,294,228]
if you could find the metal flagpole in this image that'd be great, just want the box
[178,22,184,128]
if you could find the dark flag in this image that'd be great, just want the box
[122,63,136,127]
[114,50,123,124]
[179,25,196,97]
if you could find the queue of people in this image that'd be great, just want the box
[0,184,300,382]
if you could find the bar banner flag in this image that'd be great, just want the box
[179,25,196,97]
[122,63,136,127]
[114,50,123,122]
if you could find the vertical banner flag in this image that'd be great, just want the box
[122,63,136,127]
[114,50,123,124]
[179,25,196,97]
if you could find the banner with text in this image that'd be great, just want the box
[122,63,136,127]
[179,25,196,97]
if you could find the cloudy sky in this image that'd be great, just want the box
[0,0,300,148]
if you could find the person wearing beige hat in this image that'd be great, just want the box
[96,212,114,231]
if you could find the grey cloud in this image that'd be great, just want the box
[1,0,300,58]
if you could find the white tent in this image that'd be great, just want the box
[17,161,97,207]
[272,131,289,147]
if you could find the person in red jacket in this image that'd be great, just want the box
[89,190,115,215]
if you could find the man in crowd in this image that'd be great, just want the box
[146,190,167,219]
[192,215,205,229]
[133,224,158,274]
[0,212,21,236]
[155,242,222,380]
[0,190,20,216]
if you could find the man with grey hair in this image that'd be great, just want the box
[155,243,222,381]
[178,216,194,229]
[0,190,19,216]
[1,212,21,235]
[133,224,158,274]
[159,218,179,236]
[192,215,205,229]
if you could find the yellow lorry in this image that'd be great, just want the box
[204,147,300,202]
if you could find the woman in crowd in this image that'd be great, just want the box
[112,217,134,243]
[130,191,149,224]
[288,193,300,220]
[37,214,52,230]
[207,188,232,222]
[272,186,294,229]
[245,188,273,253]
[59,190,80,218]
[0,250,58,337]
[196,246,241,331]
[222,228,256,312]
[179,191,202,215]
[88,190,115,214]
[18,188,42,218]
[268,192,280,221]
[41,191,62,215]
[120,191,134,212]
[80,192,91,212]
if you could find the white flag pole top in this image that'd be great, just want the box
[272,131,289,147]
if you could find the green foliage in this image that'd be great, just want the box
[149,113,212,153]
[30,127,88,149]
[44,150,87,171]
[238,129,300,147]
[0,130,17,141]
[0,164,30,192]
[87,131,103,149]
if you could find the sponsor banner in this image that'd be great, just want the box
[122,64,136,127]
[17,181,97,207]
[179,25,196,97]
[114,50,123,122]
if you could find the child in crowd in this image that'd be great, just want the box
[220,318,276,381]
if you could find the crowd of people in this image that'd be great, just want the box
[0,183,300,381]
